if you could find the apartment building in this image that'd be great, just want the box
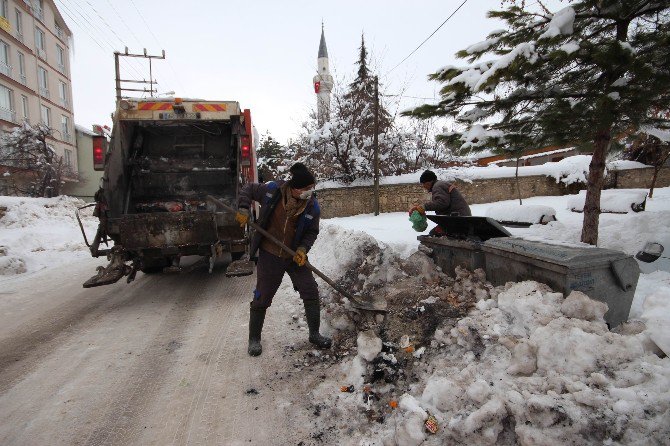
[0,0,76,175]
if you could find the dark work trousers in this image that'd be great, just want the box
[251,248,319,309]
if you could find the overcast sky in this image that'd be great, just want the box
[59,0,521,143]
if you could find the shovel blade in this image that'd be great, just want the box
[349,294,388,313]
[226,260,255,277]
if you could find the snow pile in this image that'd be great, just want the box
[319,279,670,445]
[639,289,670,356]
[568,189,648,213]
[0,195,97,276]
[485,203,556,225]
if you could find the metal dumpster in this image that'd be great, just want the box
[482,237,639,328]
[418,216,511,276]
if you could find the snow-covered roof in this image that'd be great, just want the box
[75,124,96,136]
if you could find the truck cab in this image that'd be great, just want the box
[81,97,257,287]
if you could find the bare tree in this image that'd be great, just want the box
[0,122,72,197]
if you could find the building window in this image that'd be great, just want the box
[38,66,49,97]
[15,9,23,41]
[64,148,72,167]
[17,51,25,84]
[0,0,7,19]
[33,0,44,21]
[35,27,46,59]
[55,22,64,40]
[21,94,28,121]
[40,104,50,126]
[0,84,15,122]
[61,114,70,141]
[56,45,65,73]
[0,40,10,77]
[58,80,68,107]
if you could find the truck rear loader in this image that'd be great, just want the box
[79,97,257,287]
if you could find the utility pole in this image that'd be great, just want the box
[373,76,380,216]
[114,48,166,100]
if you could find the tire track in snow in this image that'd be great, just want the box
[82,272,212,446]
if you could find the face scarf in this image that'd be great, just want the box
[298,189,314,200]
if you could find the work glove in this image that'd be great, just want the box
[408,203,425,216]
[235,208,250,227]
[293,247,307,267]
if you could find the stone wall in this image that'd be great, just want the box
[317,167,670,219]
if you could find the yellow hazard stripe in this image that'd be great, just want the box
[194,103,227,112]
[137,102,172,111]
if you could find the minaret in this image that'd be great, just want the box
[313,23,334,126]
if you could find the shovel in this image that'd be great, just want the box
[207,195,387,313]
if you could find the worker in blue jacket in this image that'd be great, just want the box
[236,163,332,356]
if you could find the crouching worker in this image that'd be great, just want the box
[409,170,472,236]
[236,162,332,356]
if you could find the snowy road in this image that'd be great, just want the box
[0,258,319,446]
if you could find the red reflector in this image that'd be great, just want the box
[241,145,250,158]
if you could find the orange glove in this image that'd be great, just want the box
[235,208,249,227]
[408,203,425,216]
[293,247,307,266]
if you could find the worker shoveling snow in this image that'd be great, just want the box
[300,224,670,445]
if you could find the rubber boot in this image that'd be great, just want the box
[303,300,332,349]
[248,307,266,356]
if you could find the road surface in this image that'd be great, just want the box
[0,258,326,445]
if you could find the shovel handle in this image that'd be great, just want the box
[207,195,356,301]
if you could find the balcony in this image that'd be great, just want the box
[59,96,68,108]
[39,87,49,98]
[19,74,27,85]
[0,107,16,123]
[57,63,66,75]
[62,132,72,142]
[0,61,11,77]
[37,48,46,61]
[35,8,44,21]
[55,25,64,40]
[15,32,24,43]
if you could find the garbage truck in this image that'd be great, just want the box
[78,97,257,288]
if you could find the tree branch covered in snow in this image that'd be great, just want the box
[0,122,73,197]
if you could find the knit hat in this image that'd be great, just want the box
[288,162,316,189]
[419,170,437,184]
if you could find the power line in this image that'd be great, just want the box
[57,0,146,81]
[66,0,147,79]
[387,0,469,75]
[128,0,187,96]
[104,0,143,46]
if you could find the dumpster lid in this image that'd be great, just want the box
[426,215,512,241]
[483,237,630,266]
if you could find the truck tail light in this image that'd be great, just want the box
[93,136,105,171]
[241,136,251,159]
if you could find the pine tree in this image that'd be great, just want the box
[344,33,392,139]
[256,133,291,182]
[405,0,670,245]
